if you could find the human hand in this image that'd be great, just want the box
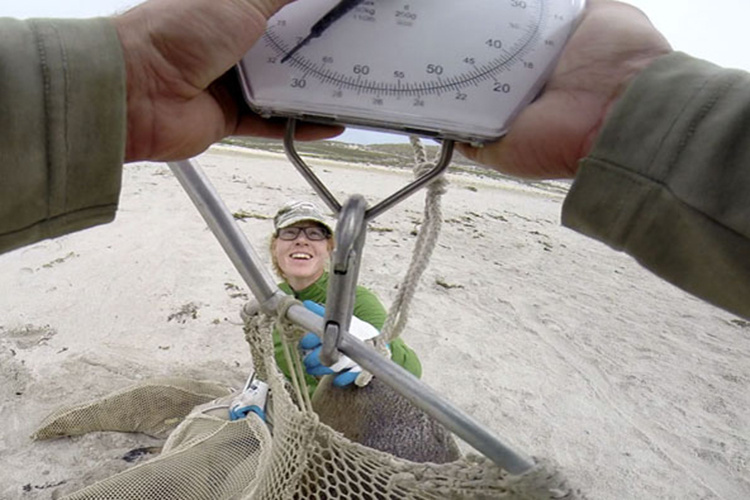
[458,0,672,179]
[113,0,343,162]
[229,377,269,421]
[300,300,380,387]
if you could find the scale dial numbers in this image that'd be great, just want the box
[239,0,585,143]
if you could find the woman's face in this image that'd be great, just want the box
[273,222,332,291]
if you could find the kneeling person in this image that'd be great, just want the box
[269,200,422,396]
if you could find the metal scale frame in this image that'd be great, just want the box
[168,120,533,474]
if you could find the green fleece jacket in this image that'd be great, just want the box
[273,272,423,397]
[0,16,748,319]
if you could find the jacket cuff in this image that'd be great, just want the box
[562,52,750,318]
[0,18,125,253]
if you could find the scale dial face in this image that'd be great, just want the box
[238,0,585,144]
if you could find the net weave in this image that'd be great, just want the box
[33,312,579,499]
[33,378,231,440]
[32,139,581,498]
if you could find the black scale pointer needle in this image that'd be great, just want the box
[280,0,367,63]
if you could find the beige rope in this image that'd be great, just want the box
[381,136,448,343]
[356,136,448,387]
[243,297,313,412]
[242,301,275,381]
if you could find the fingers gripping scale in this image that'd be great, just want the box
[238,0,586,145]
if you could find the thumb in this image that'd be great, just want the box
[248,0,297,19]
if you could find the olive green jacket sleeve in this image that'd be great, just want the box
[0,18,126,254]
[562,52,750,319]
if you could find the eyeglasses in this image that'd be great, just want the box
[276,226,330,241]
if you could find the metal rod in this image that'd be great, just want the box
[167,157,534,474]
[365,139,454,221]
[167,160,279,310]
[282,119,455,222]
[284,120,342,215]
[286,301,535,475]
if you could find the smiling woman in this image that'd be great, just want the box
[270,200,334,291]
[268,200,422,397]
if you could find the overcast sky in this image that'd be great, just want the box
[5,0,748,143]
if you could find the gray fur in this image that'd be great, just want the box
[312,376,461,464]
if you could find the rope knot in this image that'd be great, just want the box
[414,161,449,196]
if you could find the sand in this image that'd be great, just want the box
[0,145,748,499]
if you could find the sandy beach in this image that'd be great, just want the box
[1,145,748,499]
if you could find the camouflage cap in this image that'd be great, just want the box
[273,200,333,234]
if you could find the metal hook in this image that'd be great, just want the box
[283,119,455,365]
[168,158,535,474]
[284,120,342,215]
[320,196,368,366]
[283,119,454,221]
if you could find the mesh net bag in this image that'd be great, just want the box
[235,310,578,499]
[62,406,272,499]
[32,377,232,440]
[33,307,580,500]
[33,141,582,498]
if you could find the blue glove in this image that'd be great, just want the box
[300,300,379,387]
[229,378,269,421]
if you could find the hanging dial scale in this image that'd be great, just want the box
[238,0,585,145]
